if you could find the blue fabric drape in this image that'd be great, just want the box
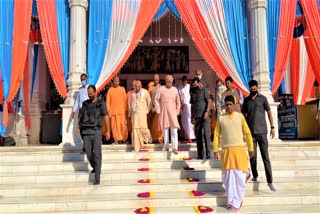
[223,0,251,88]
[87,0,113,85]
[266,0,280,90]
[32,0,38,17]
[31,45,39,101]
[153,1,168,21]
[279,79,286,94]
[55,0,70,83]
[166,0,180,20]
[0,0,14,135]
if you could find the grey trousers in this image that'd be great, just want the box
[250,134,273,183]
[194,117,211,158]
[82,134,102,181]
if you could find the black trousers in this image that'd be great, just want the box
[250,134,273,183]
[194,117,211,158]
[83,134,102,181]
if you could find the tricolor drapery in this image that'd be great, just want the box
[266,0,296,93]
[299,0,320,84]
[37,0,70,98]
[0,0,32,135]
[175,0,251,94]
[280,37,314,104]
[87,0,162,92]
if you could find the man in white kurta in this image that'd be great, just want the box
[154,75,181,154]
[178,76,195,142]
[129,81,152,152]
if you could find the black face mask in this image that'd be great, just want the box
[250,90,258,97]
[89,95,95,101]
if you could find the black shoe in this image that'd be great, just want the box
[206,156,210,160]
[197,157,203,160]
[252,177,257,182]
[93,180,100,185]
[91,169,95,173]
[268,183,276,191]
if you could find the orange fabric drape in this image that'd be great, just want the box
[272,0,297,94]
[97,0,163,92]
[300,62,315,104]
[174,0,230,84]
[299,0,320,84]
[2,0,32,128]
[37,0,67,98]
[290,39,300,105]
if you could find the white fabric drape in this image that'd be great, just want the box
[196,0,248,92]
[96,1,140,89]
[297,38,308,104]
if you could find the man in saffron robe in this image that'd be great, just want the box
[213,95,254,211]
[154,75,181,154]
[149,74,163,143]
[222,76,243,113]
[106,76,128,144]
[129,80,152,151]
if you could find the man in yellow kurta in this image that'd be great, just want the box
[106,76,128,144]
[213,95,254,211]
[129,80,152,151]
[148,74,163,143]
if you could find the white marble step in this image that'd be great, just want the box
[0,165,319,185]
[1,157,320,173]
[1,176,319,198]
[1,148,319,163]
[0,189,319,213]
[0,141,319,153]
[19,204,320,214]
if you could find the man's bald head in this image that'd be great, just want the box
[165,75,174,88]
[135,80,142,92]
[153,74,160,85]
[113,76,120,87]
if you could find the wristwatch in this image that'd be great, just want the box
[271,126,275,129]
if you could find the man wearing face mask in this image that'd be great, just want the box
[195,69,208,88]
[128,80,152,152]
[242,80,276,192]
[215,79,227,117]
[72,73,89,119]
[190,77,212,159]
[79,85,110,185]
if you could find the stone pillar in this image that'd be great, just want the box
[28,46,49,144]
[249,0,280,141]
[60,0,88,148]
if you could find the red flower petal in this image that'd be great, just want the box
[139,158,151,161]
[138,168,151,172]
[191,190,205,196]
[137,192,151,198]
[137,179,152,183]
[197,206,214,213]
[134,207,151,214]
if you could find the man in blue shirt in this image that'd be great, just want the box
[72,73,89,119]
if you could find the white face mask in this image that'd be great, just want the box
[197,75,202,79]
[81,80,87,86]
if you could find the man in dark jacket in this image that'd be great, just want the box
[79,85,110,185]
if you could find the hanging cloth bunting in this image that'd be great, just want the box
[0,0,33,135]
[87,0,162,92]
[37,0,70,98]
[266,0,296,94]
[153,1,169,21]
[174,0,250,94]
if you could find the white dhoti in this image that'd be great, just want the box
[163,127,178,150]
[222,169,247,209]
[181,104,195,140]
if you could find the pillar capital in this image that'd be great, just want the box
[249,0,267,10]
[68,0,88,9]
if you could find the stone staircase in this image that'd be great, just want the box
[0,141,319,213]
